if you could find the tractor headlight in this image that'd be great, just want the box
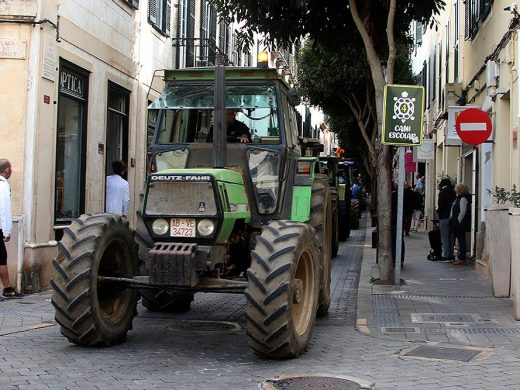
[197,219,215,237]
[152,218,169,235]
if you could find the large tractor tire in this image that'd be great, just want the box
[51,214,139,346]
[311,174,332,317]
[338,200,350,241]
[330,188,340,258]
[350,198,360,230]
[245,220,320,359]
[140,289,194,313]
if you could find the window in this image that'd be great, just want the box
[415,21,423,46]
[200,1,217,65]
[422,61,428,112]
[149,84,280,145]
[149,0,171,35]
[106,82,130,176]
[121,0,139,9]
[177,0,195,67]
[465,0,494,40]
[55,61,89,224]
[454,0,460,81]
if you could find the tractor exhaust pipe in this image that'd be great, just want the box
[213,65,226,168]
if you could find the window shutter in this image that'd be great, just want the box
[165,0,172,35]
[415,21,423,46]
[149,0,157,24]
[200,1,207,39]
[464,0,470,39]
[187,0,196,67]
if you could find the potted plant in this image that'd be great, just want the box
[485,186,514,298]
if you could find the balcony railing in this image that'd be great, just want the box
[172,37,231,67]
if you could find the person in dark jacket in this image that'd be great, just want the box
[437,178,456,260]
[450,183,471,265]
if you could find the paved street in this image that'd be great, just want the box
[1,215,520,389]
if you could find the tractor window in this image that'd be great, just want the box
[150,84,281,144]
[248,148,281,214]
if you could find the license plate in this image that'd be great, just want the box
[170,218,196,237]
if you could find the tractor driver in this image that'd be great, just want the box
[207,109,252,143]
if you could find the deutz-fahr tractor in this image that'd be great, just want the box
[51,63,333,359]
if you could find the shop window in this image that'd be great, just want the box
[55,61,88,224]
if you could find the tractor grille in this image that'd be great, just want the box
[145,181,217,216]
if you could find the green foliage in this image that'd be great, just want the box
[210,0,445,53]
[296,39,414,163]
[487,185,520,207]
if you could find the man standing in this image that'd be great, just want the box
[0,159,23,297]
[106,160,130,217]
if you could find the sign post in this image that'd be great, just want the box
[383,85,424,285]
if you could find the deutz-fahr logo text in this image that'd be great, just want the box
[150,175,211,181]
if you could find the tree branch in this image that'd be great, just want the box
[386,0,397,84]
[345,92,376,163]
[348,0,386,88]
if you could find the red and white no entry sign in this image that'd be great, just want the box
[455,108,492,145]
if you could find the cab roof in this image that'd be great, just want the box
[164,67,288,87]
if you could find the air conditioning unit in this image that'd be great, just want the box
[486,60,499,87]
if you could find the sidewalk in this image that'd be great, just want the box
[0,290,55,336]
[356,222,520,348]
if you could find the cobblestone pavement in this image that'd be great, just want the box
[1,216,520,389]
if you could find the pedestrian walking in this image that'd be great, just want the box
[106,160,130,217]
[411,186,423,232]
[437,178,456,261]
[0,159,23,298]
[450,183,472,265]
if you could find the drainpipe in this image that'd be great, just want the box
[14,216,24,292]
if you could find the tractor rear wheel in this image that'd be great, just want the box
[311,174,332,317]
[51,214,138,346]
[140,289,194,313]
[245,220,320,359]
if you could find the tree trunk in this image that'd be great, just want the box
[349,0,396,283]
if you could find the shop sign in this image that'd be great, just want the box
[416,139,434,160]
[60,69,85,99]
[382,84,424,146]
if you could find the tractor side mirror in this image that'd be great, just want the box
[288,89,301,106]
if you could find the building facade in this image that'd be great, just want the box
[0,0,305,292]
[0,0,304,292]
[414,0,519,277]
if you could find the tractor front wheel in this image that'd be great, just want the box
[51,214,138,346]
[245,220,320,359]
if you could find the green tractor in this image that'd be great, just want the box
[337,160,353,237]
[51,65,333,359]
